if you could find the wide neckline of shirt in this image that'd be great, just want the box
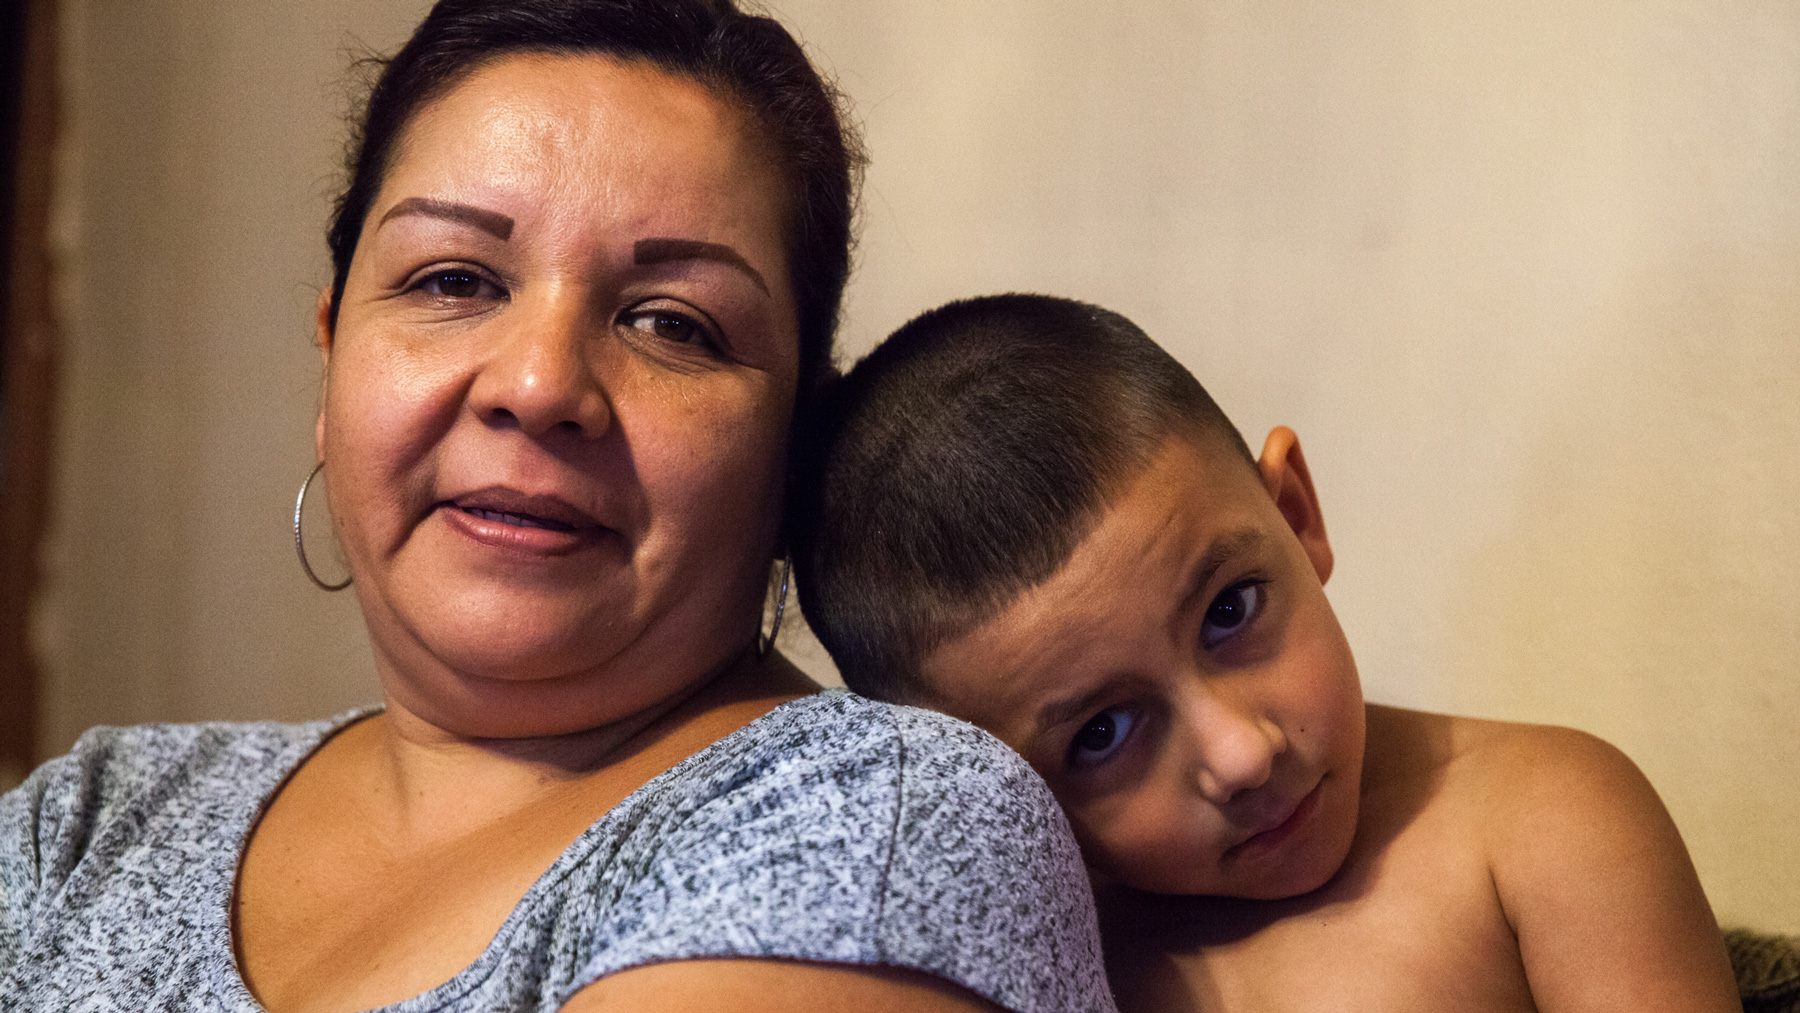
[216,688,856,1013]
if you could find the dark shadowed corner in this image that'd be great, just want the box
[0,0,58,792]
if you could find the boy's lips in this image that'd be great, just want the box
[1226,778,1325,860]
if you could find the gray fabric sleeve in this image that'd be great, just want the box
[0,761,53,973]
[0,729,124,976]
[571,699,1115,1013]
[0,723,209,979]
[876,707,1114,1012]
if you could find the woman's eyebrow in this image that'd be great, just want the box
[376,197,515,240]
[634,237,769,296]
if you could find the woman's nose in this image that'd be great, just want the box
[467,297,613,438]
[1183,689,1285,805]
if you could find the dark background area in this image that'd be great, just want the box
[1,0,28,463]
[1,0,56,784]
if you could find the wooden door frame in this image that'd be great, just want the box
[1,0,59,787]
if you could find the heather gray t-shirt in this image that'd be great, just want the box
[0,690,1115,1012]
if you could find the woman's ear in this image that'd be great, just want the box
[314,287,336,360]
[314,288,334,461]
[1257,426,1334,584]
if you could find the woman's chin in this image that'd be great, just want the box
[366,558,630,658]
[381,629,674,738]
[391,679,664,741]
[423,619,626,685]
[356,538,762,732]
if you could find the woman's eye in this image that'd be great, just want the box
[623,308,716,348]
[1069,708,1135,768]
[415,268,501,301]
[1201,581,1263,647]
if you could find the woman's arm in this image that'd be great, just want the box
[1488,725,1740,1012]
[561,959,1005,1012]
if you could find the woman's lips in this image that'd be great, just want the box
[435,488,609,556]
[1227,778,1324,861]
[459,506,575,532]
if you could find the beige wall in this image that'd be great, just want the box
[40,0,1799,932]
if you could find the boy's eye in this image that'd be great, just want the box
[1201,581,1263,648]
[1069,708,1135,768]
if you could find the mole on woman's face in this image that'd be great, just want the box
[317,53,801,734]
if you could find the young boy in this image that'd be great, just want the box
[791,294,1739,1011]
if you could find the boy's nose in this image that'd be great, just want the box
[468,293,614,438]
[1183,689,1285,805]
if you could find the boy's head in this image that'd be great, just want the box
[794,294,1367,900]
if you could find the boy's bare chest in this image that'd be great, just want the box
[1115,891,1535,1012]
[1102,801,1535,1012]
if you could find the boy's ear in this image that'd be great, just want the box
[1256,426,1334,585]
[313,288,334,461]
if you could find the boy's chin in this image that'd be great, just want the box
[1101,829,1355,900]
[1225,825,1359,900]
[1215,851,1346,900]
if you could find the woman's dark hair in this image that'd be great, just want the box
[325,0,862,409]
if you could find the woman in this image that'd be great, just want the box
[0,2,1114,1011]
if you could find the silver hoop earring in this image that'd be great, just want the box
[294,461,351,592]
[758,555,792,660]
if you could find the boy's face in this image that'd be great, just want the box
[918,429,1365,898]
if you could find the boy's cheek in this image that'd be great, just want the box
[1275,624,1364,744]
[1063,788,1220,894]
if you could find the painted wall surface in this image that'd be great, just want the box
[39,1,1799,932]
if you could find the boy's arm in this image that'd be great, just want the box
[1485,725,1739,1012]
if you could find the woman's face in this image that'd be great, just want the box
[318,54,800,737]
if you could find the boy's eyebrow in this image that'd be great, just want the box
[1174,527,1271,622]
[1036,685,1119,737]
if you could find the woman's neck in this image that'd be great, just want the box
[344,648,821,843]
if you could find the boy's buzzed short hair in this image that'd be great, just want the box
[792,293,1253,702]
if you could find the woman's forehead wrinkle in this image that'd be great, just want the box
[404,69,766,264]
[467,98,583,185]
[452,66,653,185]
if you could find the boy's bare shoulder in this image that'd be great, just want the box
[1368,703,1636,790]
[1364,705,1738,1010]
[1360,705,1683,898]
[1367,705,1650,841]
[1369,700,1615,755]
